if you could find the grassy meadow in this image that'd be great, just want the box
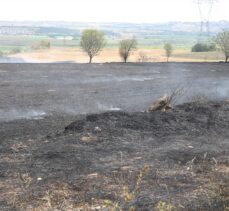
[0,35,225,62]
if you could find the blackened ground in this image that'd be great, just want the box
[0,101,228,210]
[0,62,229,121]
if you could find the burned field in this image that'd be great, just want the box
[0,63,229,210]
[0,101,228,210]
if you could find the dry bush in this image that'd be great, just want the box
[148,87,184,112]
[167,87,185,105]
[104,165,150,211]
[137,51,151,62]
[155,201,176,211]
[11,181,76,211]
[32,40,51,50]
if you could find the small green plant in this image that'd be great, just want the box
[155,201,177,211]
[104,165,150,211]
[103,200,120,211]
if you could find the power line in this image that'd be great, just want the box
[195,0,219,39]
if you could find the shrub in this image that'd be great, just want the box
[191,43,216,52]
[32,40,51,50]
[9,47,21,54]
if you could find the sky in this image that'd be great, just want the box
[0,0,228,23]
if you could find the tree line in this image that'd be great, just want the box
[80,29,172,63]
[80,29,138,63]
[6,29,227,63]
[80,29,229,63]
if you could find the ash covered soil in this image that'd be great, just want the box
[0,62,229,120]
[0,101,229,210]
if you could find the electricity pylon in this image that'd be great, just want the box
[195,0,218,38]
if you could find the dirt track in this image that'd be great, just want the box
[0,63,229,121]
[0,63,229,210]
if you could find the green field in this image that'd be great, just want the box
[0,33,212,55]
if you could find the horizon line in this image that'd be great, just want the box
[0,20,228,24]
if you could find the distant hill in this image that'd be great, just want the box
[0,21,228,38]
[0,21,228,51]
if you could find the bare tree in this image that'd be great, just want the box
[215,31,229,62]
[80,29,106,63]
[138,51,151,62]
[119,39,137,63]
[164,43,173,62]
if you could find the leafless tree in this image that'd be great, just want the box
[80,29,106,63]
[138,51,151,62]
[119,39,137,63]
[215,31,229,62]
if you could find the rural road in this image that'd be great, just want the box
[0,62,228,121]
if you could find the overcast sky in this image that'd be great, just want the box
[0,0,228,23]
